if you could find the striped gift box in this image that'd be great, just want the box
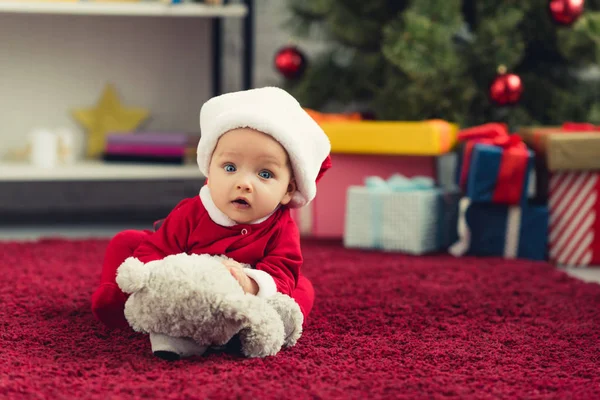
[549,171,600,267]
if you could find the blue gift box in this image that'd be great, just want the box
[458,143,535,205]
[437,190,460,249]
[449,198,548,261]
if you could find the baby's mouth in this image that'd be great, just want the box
[232,198,250,209]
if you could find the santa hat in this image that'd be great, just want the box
[197,87,332,208]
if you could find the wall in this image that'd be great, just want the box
[223,0,326,93]
[0,0,323,160]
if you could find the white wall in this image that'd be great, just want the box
[0,0,324,159]
[223,0,326,92]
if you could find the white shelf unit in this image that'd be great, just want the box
[0,1,248,18]
[0,161,205,181]
[0,0,254,184]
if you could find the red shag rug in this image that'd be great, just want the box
[1,238,600,399]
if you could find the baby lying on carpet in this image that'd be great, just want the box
[91,87,332,359]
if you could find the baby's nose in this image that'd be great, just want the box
[236,179,253,192]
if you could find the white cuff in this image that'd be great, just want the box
[243,268,277,298]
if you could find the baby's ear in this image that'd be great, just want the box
[280,178,297,205]
[287,179,297,195]
[116,257,149,294]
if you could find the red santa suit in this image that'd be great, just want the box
[91,185,316,330]
[92,87,332,331]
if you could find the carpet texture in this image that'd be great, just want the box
[1,238,600,399]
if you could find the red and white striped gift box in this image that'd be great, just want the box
[549,171,600,267]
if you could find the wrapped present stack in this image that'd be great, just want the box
[448,123,549,261]
[102,132,200,165]
[292,109,464,255]
[291,109,461,240]
[518,123,600,267]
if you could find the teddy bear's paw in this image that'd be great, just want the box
[266,293,304,347]
[238,323,284,358]
[149,333,208,361]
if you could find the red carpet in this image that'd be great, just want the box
[1,238,600,399]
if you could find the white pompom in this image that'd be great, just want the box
[116,257,149,294]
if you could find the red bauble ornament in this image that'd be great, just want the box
[549,0,585,26]
[274,45,307,80]
[489,66,523,106]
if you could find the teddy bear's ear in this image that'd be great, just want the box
[116,257,149,294]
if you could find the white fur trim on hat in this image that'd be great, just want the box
[197,87,331,208]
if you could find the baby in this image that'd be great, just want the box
[91,87,332,358]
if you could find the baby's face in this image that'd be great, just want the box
[207,128,296,224]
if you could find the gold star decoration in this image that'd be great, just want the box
[72,83,150,158]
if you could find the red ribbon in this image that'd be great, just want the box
[458,123,530,204]
[562,122,600,132]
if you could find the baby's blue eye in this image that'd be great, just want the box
[224,164,236,172]
[259,170,272,179]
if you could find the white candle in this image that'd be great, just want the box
[29,129,58,168]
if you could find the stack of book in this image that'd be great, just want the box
[103,132,200,165]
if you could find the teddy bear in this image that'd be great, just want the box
[115,253,304,360]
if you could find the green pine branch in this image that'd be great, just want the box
[285,0,600,127]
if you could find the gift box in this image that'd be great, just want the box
[548,171,600,267]
[463,143,534,204]
[457,123,534,205]
[318,119,459,156]
[290,153,437,238]
[343,175,460,254]
[519,123,600,172]
[449,198,548,261]
[518,123,600,202]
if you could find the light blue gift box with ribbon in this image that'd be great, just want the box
[344,174,460,254]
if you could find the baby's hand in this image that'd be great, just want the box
[222,260,259,295]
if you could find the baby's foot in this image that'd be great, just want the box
[149,333,208,361]
[91,283,128,329]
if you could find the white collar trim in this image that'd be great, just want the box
[199,185,275,227]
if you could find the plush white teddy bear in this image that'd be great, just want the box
[116,253,304,360]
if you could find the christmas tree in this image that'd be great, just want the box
[284,0,600,127]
